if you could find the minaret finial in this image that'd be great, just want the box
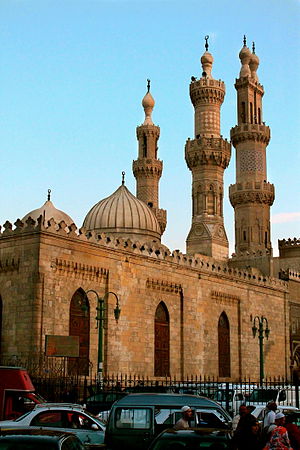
[243,35,247,47]
[252,42,255,54]
[122,171,125,185]
[147,79,150,93]
[47,189,51,201]
[205,35,209,52]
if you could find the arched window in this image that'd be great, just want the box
[69,288,90,376]
[218,312,230,378]
[154,302,170,377]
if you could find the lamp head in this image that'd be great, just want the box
[252,325,258,338]
[265,327,270,340]
[114,304,121,322]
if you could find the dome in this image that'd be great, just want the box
[83,183,161,242]
[201,51,213,78]
[22,197,75,227]
[142,80,155,126]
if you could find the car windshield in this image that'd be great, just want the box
[10,410,32,422]
[248,389,279,403]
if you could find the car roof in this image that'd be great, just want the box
[33,402,85,410]
[111,393,220,408]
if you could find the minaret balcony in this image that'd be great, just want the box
[230,123,270,146]
[190,81,225,106]
[229,181,275,207]
[185,137,231,169]
[132,159,163,178]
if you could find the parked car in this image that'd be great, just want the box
[0,428,85,449]
[104,393,232,449]
[85,391,127,415]
[0,403,105,447]
[251,404,300,426]
[148,428,232,449]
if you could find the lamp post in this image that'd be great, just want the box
[252,315,270,384]
[84,289,121,380]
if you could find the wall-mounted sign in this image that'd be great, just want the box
[45,335,79,357]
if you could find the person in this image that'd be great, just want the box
[173,405,193,430]
[232,404,248,432]
[263,412,293,450]
[263,401,277,434]
[285,413,300,450]
[232,405,259,449]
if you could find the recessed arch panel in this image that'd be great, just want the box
[69,288,90,376]
[154,302,170,377]
[218,312,231,378]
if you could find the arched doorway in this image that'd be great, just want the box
[69,289,90,376]
[154,302,170,377]
[218,312,231,378]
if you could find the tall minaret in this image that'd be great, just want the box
[185,37,231,259]
[229,38,274,255]
[133,80,167,234]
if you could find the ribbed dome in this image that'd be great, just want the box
[22,199,75,226]
[83,184,161,242]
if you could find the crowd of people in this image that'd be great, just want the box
[232,401,300,449]
[173,402,300,449]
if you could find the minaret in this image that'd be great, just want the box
[133,80,167,234]
[229,38,274,255]
[185,37,231,259]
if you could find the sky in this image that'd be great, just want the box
[0,0,299,256]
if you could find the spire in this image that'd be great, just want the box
[47,189,51,201]
[201,35,213,78]
[142,79,155,125]
[249,41,260,82]
[122,171,125,185]
[205,35,209,52]
[239,35,251,78]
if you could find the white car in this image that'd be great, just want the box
[0,402,105,447]
[251,404,300,425]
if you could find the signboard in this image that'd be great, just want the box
[45,335,80,357]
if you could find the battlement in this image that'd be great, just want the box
[279,268,300,283]
[190,78,225,106]
[278,238,300,258]
[234,77,264,94]
[229,180,274,194]
[0,215,288,291]
[190,77,225,89]
[230,123,270,145]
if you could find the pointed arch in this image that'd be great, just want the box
[154,302,170,377]
[218,312,231,378]
[69,288,90,376]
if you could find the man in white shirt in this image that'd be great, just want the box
[263,401,277,432]
[174,405,193,430]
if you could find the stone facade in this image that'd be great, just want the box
[0,39,299,381]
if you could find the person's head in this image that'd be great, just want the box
[181,405,193,420]
[251,420,260,435]
[239,404,248,417]
[267,401,277,411]
[275,412,285,426]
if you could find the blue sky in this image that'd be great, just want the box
[1,0,299,256]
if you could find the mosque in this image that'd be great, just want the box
[0,38,299,381]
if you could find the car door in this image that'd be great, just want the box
[64,411,105,445]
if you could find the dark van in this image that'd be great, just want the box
[104,393,232,450]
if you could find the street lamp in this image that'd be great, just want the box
[84,289,121,380]
[252,315,270,384]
